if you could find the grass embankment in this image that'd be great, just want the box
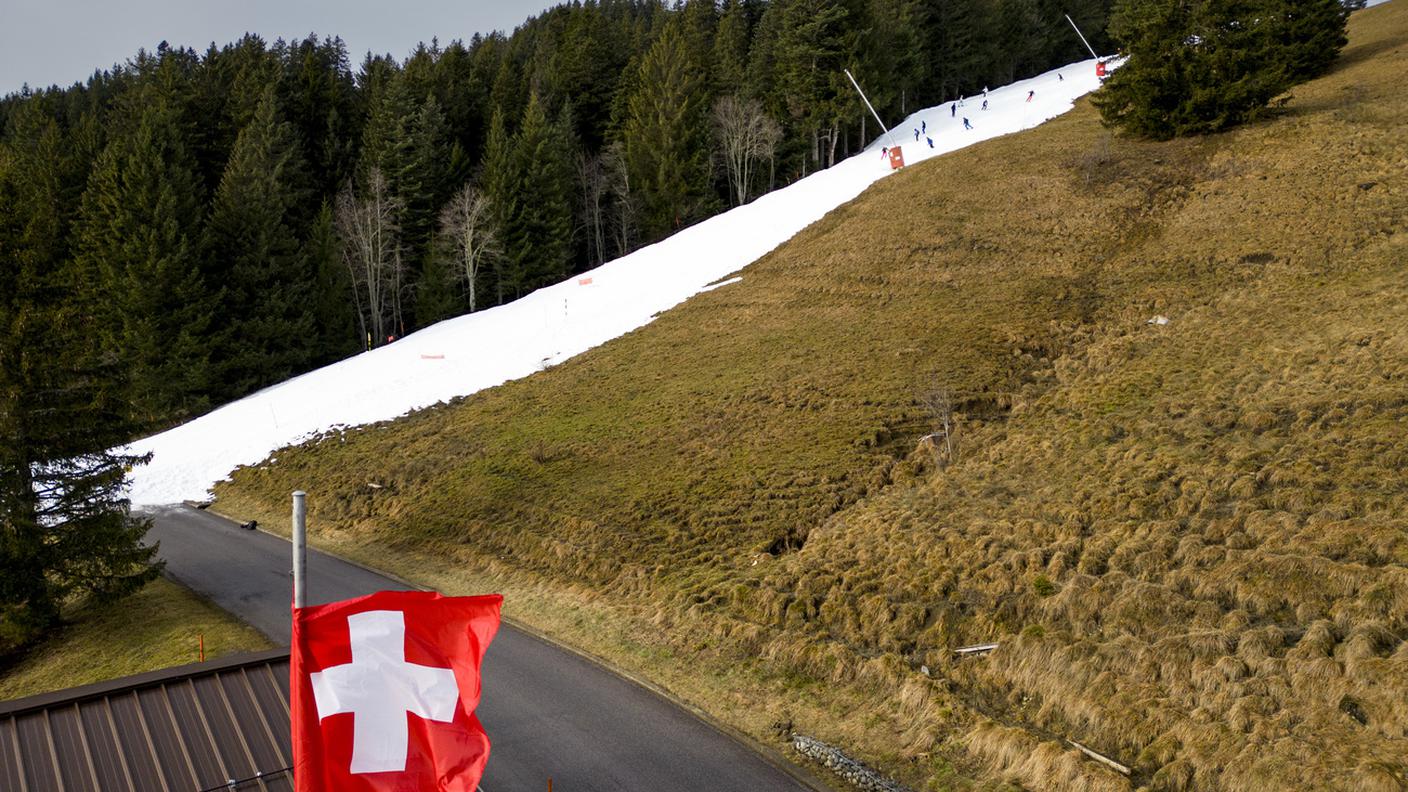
[216,5,1408,789]
[0,577,273,702]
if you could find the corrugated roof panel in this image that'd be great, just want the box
[137,685,199,789]
[14,713,59,791]
[164,679,229,788]
[1,715,26,792]
[79,698,132,789]
[220,670,282,775]
[46,704,98,792]
[0,651,293,792]
[107,690,165,790]
[193,673,258,784]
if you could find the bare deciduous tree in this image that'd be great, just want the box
[436,183,499,313]
[713,95,783,207]
[334,167,404,349]
[577,152,608,267]
[921,383,957,467]
[602,141,637,260]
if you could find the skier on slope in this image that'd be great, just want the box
[982,99,988,111]
[1058,73,1063,82]
[983,86,988,98]
[914,128,920,141]
[921,119,926,134]
[951,102,956,118]
[1027,90,1035,102]
[881,146,889,160]
[963,117,973,130]
[926,136,934,148]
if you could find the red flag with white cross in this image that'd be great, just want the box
[291,590,502,791]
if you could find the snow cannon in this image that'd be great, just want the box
[888,146,905,170]
[1096,61,1107,78]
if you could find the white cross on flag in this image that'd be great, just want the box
[291,590,502,791]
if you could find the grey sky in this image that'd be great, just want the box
[1,0,561,97]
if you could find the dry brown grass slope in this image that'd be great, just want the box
[216,4,1408,789]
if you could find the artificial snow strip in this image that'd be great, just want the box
[125,58,1105,505]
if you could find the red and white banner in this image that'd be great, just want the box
[291,590,502,791]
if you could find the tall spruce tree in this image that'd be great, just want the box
[75,98,215,426]
[480,110,518,304]
[306,200,360,364]
[623,24,713,241]
[930,0,989,101]
[1270,0,1349,82]
[0,111,158,656]
[506,93,574,295]
[777,0,854,171]
[282,35,361,199]
[714,0,754,96]
[203,89,316,398]
[414,246,461,326]
[1094,0,1342,139]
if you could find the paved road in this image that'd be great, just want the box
[144,505,819,792]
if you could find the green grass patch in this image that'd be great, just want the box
[0,577,273,702]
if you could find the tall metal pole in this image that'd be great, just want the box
[1065,14,1099,61]
[843,68,892,140]
[292,491,307,608]
[839,69,884,135]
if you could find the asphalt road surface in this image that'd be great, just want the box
[144,504,820,792]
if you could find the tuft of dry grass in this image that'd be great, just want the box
[214,4,1408,788]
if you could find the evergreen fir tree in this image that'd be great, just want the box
[1093,0,1297,139]
[506,93,574,294]
[0,112,159,656]
[992,0,1045,84]
[414,243,462,326]
[777,0,855,171]
[623,24,713,241]
[930,0,989,101]
[203,88,317,398]
[1270,0,1349,82]
[480,109,518,304]
[402,95,453,270]
[282,36,361,208]
[860,0,929,124]
[306,200,360,364]
[714,0,754,96]
[75,99,215,426]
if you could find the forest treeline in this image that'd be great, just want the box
[0,0,1114,431]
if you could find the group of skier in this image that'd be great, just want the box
[885,75,1061,162]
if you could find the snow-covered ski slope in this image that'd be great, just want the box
[127,58,1104,505]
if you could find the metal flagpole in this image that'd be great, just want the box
[843,68,896,149]
[292,491,307,608]
[1065,14,1099,61]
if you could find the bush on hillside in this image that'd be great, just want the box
[1094,0,1350,139]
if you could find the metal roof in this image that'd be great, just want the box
[0,649,294,792]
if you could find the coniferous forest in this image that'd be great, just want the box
[1,0,1116,429]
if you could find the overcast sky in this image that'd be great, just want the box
[1,0,562,96]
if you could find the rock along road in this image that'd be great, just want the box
[145,504,822,792]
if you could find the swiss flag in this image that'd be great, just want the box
[291,590,502,791]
